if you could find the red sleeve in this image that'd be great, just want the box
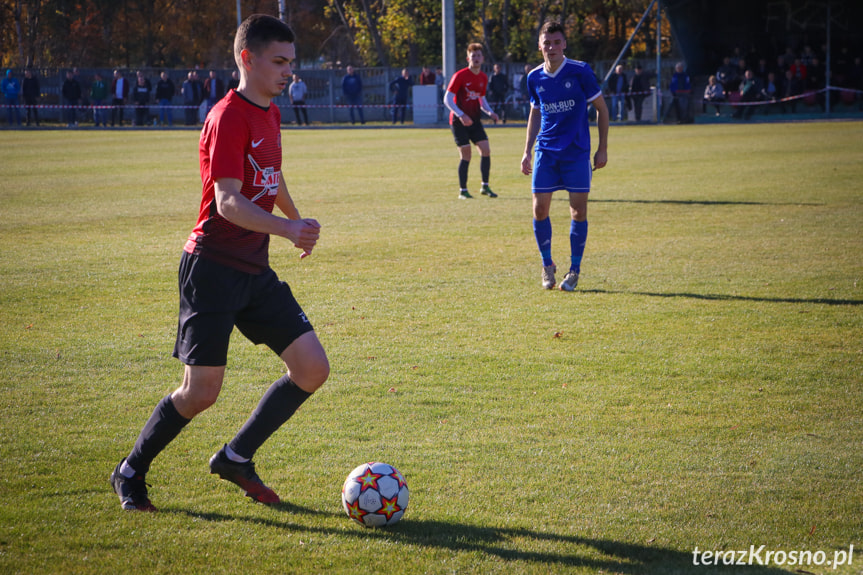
[208,106,248,182]
[446,69,462,94]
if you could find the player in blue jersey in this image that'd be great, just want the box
[521,20,609,291]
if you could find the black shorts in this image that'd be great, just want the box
[172,251,314,366]
[451,117,488,147]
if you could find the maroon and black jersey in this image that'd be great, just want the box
[447,67,488,124]
[184,90,282,274]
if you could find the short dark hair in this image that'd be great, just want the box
[234,14,295,68]
[540,20,566,38]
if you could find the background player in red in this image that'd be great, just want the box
[444,43,500,199]
[111,14,329,511]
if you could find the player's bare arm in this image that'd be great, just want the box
[521,107,541,175]
[214,177,320,254]
[591,95,609,170]
[274,177,320,258]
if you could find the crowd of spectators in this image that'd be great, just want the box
[3,46,862,128]
[705,44,863,118]
[1,67,233,128]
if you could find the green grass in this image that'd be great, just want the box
[1,121,861,574]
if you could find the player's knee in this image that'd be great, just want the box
[293,356,330,393]
[173,386,220,417]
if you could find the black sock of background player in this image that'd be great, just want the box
[480,155,490,183]
[458,159,469,189]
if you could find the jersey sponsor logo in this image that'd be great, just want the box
[251,138,264,148]
[247,155,280,202]
[542,99,578,114]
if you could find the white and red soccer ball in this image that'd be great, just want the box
[341,462,409,527]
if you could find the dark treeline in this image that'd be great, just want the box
[1,0,662,69]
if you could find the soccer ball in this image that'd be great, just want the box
[341,462,409,527]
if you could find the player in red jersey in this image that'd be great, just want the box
[111,14,329,511]
[444,43,500,199]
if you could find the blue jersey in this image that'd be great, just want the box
[528,59,601,155]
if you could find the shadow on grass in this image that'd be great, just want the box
[591,198,824,207]
[167,508,790,573]
[493,196,823,207]
[583,289,863,307]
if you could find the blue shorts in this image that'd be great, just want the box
[532,148,592,194]
[172,251,314,366]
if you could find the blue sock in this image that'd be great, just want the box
[533,217,553,266]
[569,220,588,273]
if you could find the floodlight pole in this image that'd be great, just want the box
[825,1,831,115]
[602,0,657,85]
[442,0,456,87]
[655,0,662,124]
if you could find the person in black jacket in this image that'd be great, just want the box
[132,71,152,126]
[628,63,649,122]
[23,69,40,126]
[61,70,82,127]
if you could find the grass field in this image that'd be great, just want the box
[1,121,861,574]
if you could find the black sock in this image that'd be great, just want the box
[480,155,490,183]
[228,375,312,460]
[458,159,469,189]
[127,395,190,475]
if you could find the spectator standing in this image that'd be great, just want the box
[761,71,779,113]
[2,69,22,127]
[132,71,152,126]
[850,56,863,110]
[61,70,82,127]
[418,66,436,85]
[665,62,691,123]
[22,68,40,126]
[780,68,803,113]
[807,57,825,110]
[181,70,203,125]
[289,73,309,125]
[390,68,413,124]
[204,70,225,114]
[519,63,533,120]
[702,74,725,115]
[90,72,109,127]
[606,64,627,121]
[341,65,364,125]
[155,71,175,126]
[488,63,509,123]
[226,70,240,91]
[111,70,130,126]
[789,58,808,82]
[629,63,649,121]
[435,67,445,120]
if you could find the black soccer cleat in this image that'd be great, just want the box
[110,458,157,512]
[209,446,280,505]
